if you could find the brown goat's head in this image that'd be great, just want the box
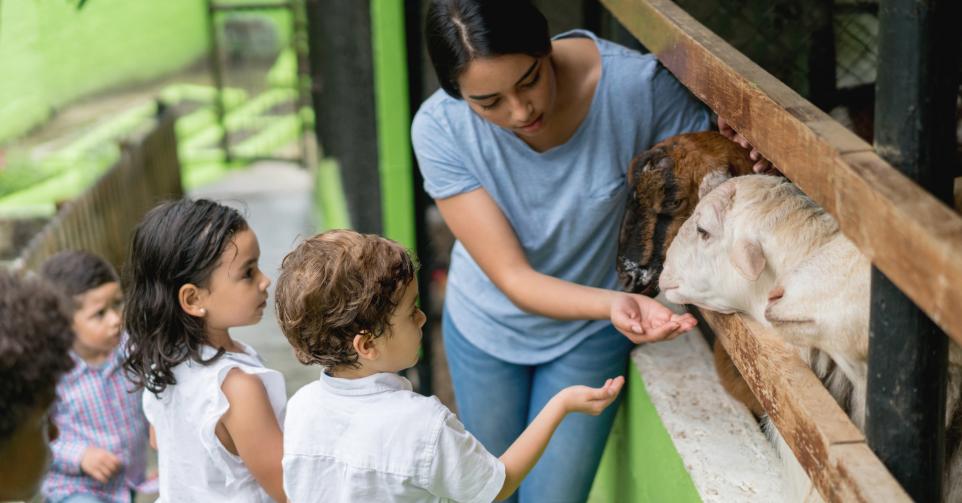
[616,131,755,295]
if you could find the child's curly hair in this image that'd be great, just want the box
[0,269,74,447]
[274,230,417,369]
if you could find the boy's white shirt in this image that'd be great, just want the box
[283,371,505,503]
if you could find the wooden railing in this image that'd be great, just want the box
[599,0,962,500]
[14,108,182,272]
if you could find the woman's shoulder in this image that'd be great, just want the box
[413,88,471,136]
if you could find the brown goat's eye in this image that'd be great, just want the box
[697,226,710,240]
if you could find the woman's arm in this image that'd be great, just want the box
[436,189,694,342]
[219,369,286,503]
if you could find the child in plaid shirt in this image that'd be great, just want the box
[40,251,149,503]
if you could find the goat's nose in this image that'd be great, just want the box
[768,286,785,303]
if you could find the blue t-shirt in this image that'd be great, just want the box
[411,30,711,364]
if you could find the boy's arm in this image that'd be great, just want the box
[495,377,625,501]
[48,399,85,475]
[50,437,87,475]
[494,396,566,501]
[219,368,286,503]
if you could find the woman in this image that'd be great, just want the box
[412,1,716,500]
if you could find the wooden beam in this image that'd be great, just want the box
[600,0,962,345]
[700,309,911,503]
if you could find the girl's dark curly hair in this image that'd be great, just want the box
[122,199,248,396]
[0,270,74,447]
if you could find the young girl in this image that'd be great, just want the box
[122,199,286,502]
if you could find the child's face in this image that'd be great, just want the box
[0,399,58,501]
[375,279,426,372]
[72,281,123,356]
[201,228,272,332]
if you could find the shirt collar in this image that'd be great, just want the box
[320,371,413,396]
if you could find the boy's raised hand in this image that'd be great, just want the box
[559,376,626,416]
[80,446,122,483]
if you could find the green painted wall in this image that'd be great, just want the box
[0,0,208,143]
[589,363,702,502]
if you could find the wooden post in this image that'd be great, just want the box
[304,0,382,233]
[865,0,961,499]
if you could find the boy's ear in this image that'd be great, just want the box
[178,283,207,318]
[352,332,379,361]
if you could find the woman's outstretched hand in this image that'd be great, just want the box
[717,117,775,174]
[610,292,696,344]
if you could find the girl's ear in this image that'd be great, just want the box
[178,283,207,318]
[352,331,379,361]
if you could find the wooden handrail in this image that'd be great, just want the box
[701,310,911,502]
[601,0,962,346]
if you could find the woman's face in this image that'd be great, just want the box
[457,53,556,138]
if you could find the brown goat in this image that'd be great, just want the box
[617,131,755,296]
[616,131,761,416]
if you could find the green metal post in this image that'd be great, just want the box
[370,0,415,250]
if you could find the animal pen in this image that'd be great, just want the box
[596,0,960,501]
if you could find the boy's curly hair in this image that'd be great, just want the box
[275,230,417,369]
[0,269,74,446]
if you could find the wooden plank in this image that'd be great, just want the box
[700,309,911,503]
[601,0,962,345]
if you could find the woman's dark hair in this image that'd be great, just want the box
[425,0,551,98]
[40,250,119,308]
[122,199,248,396]
[0,270,74,447]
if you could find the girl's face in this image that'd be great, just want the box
[457,53,556,138]
[200,228,271,332]
[374,278,426,372]
[72,282,123,359]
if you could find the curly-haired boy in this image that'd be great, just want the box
[275,230,625,502]
[0,269,75,501]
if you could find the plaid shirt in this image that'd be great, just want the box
[42,344,148,503]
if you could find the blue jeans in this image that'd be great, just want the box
[443,309,634,503]
[53,494,109,503]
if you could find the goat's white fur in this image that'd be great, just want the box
[660,174,962,501]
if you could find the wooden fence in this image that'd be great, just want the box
[14,108,182,273]
[601,0,962,501]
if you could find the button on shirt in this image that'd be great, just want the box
[283,372,505,503]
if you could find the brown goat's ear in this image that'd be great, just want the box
[698,169,732,199]
[730,238,766,281]
[627,152,650,186]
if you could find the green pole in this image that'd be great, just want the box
[370,0,415,250]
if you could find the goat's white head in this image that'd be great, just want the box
[659,175,770,314]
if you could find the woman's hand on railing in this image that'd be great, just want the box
[717,117,775,173]
[610,292,696,344]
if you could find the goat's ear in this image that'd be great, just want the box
[698,169,732,199]
[730,238,765,281]
[627,152,649,186]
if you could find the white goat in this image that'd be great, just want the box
[659,174,962,501]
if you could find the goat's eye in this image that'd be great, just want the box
[696,226,710,240]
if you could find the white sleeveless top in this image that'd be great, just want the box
[143,341,287,502]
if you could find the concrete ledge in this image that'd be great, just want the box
[634,330,784,502]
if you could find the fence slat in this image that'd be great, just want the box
[601,0,962,344]
[700,309,911,503]
[14,110,182,272]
